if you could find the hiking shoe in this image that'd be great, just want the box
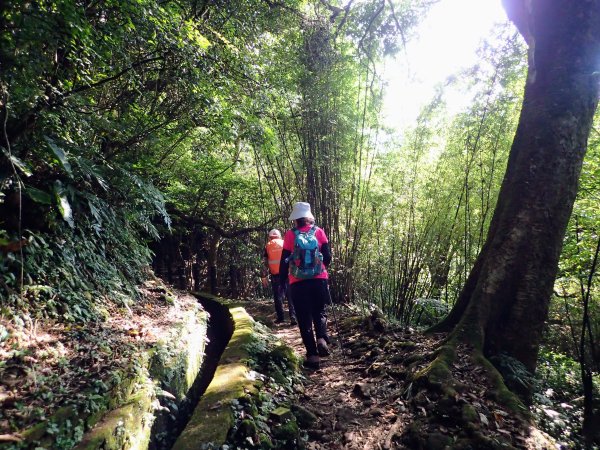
[290,318,297,326]
[303,355,320,370]
[317,338,330,356]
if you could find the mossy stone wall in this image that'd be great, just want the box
[75,306,208,450]
[172,304,258,450]
[10,305,208,450]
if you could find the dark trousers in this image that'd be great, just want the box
[289,279,329,356]
[270,275,296,321]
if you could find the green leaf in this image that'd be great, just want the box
[26,186,53,204]
[44,136,73,177]
[1,148,32,176]
[54,181,74,228]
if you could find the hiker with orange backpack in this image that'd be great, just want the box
[263,229,297,325]
[279,202,332,370]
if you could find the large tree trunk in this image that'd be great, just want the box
[432,0,600,380]
[206,233,221,295]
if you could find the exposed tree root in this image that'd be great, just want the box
[474,352,530,416]
[403,334,543,449]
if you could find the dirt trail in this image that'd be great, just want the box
[242,298,558,450]
[243,299,411,450]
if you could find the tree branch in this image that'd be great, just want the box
[386,0,407,49]
[6,55,165,145]
[358,0,385,54]
[63,55,164,97]
[181,214,280,238]
[333,0,355,39]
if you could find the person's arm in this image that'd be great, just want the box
[279,249,291,286]
[321,242,331,267]
[261,247,269,286]
[317,228,331,267]
[262,248,270,274]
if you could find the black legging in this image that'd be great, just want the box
[270,275,285,321]
[289,278,329,356]
[270,275,296,321]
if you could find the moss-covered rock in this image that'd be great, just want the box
[268,344,299,372]
[425,432,452,450]
[236,418,258,439]
[291,405,317,428]
[259,432,274,449]
[272,419,299,441]
[461,403,479,423]
[7,300,209,450]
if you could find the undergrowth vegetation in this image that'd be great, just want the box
[1,175,168,323]
[532,349,597,449]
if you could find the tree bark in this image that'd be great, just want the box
[432,0,600,379]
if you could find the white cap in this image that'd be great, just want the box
[268,229,281,238]
[288,202,315,221]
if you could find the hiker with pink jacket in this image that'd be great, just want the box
[279,202,332,370]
